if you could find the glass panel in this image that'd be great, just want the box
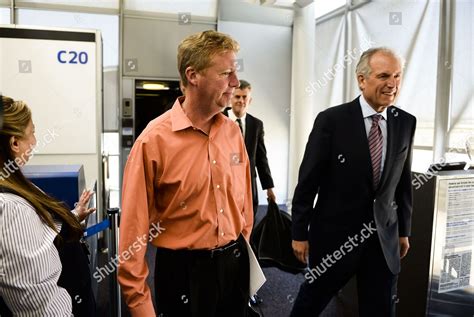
[0,7,10,24]
[16,0,118,10]
[17,9,118,67]
[445,150,469,165]
[411,149,467,175]
[412,149,434,173]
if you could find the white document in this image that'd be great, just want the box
[245,238,266,295]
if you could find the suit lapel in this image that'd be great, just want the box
[377,106,397,191]
[349,99,374,187]
[244,115,253,149]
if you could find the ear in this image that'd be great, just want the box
[185,66,199,86]
[9,136,21,155]
[248,96,253,105]
[357,74,366,91]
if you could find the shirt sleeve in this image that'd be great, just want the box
[241,141,254,241]
[117,140,156,317]
[0,196,73,317]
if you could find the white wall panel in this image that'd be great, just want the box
[218,20,292,205]
[123,16,214,78]
[125,0,217,18]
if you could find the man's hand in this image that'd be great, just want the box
[292,240,309,264]
[399,237,410,259]
[266,188,276,202]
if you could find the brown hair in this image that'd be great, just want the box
[238,79,251,90]
[177,30,239,87]
[0,96,83,241]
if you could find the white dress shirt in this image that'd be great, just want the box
[228,110,247,138]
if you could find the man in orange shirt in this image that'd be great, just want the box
[118,30,254,317]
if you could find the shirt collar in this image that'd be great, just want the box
[170,96,226,133]
[171,96,193,132]
[359,95,388,120]
[228,109,246,122]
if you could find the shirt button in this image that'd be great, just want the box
[216,184,220,189]
[219,208,224,213]
[212,160,217,164]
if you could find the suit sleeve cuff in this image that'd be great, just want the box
[292,229,308,241]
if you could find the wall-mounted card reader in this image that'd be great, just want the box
[122,98,132,117]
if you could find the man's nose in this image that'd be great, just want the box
[387,76,396,87]
[229,72,239,88]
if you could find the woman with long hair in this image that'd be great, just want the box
[0,96,96,316]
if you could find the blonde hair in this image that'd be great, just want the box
[0,96,83,241]
[177,30,240,87]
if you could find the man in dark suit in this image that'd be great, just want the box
[224,79,276,215]
[290,47,416,316]
[224,79,275,308]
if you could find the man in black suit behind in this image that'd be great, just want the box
[224,80,276,215]
[290,47,416,316]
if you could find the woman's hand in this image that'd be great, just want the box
[74,190,96,222]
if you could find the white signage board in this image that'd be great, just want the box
[0,25,102,200]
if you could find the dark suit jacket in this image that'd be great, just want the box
[291,97,416,274]
[224,109,274,206]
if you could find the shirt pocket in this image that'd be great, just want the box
[229,156,247,210]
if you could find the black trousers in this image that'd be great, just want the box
[290,233,398,317]
[154,235,250,317]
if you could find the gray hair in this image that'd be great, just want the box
[355,47,405,78]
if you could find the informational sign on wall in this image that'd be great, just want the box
[439,178,474,293]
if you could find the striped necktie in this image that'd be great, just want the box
[236,118,243,135]
[368,114,383,188]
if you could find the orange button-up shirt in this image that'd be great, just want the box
[117,97,253,316]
